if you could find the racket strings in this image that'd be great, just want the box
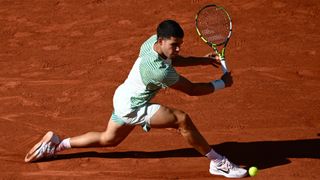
[197,7,230,45]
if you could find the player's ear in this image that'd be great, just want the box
[157,37,164,45]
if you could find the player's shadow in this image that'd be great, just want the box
[53,138,319,169]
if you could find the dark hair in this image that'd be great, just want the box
[156,19,184,39]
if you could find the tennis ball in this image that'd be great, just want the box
[248,166,258,177]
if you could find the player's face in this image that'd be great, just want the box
[159,37,183,59]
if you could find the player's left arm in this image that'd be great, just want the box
[172,54,220,67]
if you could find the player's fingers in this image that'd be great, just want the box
[205,52,212,57]
[211,59,221,68]
[210,56,221,65]
[205,52,217,58]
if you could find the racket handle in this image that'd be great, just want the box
[220,58,228,74]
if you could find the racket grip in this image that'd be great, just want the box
[220,58,228,74]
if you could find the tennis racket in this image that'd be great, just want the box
[195,4,232,74]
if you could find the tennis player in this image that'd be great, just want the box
[25,19,247,178]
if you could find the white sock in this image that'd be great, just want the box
[56,138,71,152]
[205,149,223,162]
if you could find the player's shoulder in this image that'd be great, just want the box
[139,35,157,56]
[139,53,162,70]
[144,34,157,44]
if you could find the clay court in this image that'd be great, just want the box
[0,0,319,179]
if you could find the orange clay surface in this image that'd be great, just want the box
[0,0,319,179]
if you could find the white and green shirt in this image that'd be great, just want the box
[113,35,180,116]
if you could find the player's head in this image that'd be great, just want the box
[157,19,184,39]
[156,20,184,59]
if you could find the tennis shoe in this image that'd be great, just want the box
[209,156,247,178]
[24,131,60,162]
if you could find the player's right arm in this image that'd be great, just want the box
[170,73,233,96]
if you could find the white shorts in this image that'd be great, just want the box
[111,104,160,132]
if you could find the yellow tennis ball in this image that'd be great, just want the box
[249,166,258,177]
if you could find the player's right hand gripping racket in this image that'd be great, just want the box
[195,4,232,74]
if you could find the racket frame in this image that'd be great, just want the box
[195,4,232,73]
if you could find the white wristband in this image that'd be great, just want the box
[211,79,225,90]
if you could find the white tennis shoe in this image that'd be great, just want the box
[24,131,60,162]
[209,157,247,178]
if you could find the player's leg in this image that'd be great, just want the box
[149,105,211,155]
[25,118,134,162]
[149,105,247,178]
[69,118,135,148]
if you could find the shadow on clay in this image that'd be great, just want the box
[36,138,320,170]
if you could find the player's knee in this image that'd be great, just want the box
[175,110,192,130]
[101,138,121,147]
[100,134,121,147]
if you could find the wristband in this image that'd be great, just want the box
[211,79,225,91]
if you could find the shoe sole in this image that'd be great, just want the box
[210,169,248,178]
[24,131,55,163]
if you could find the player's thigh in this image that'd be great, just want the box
[102,118,135,143]
[150,105,185,129]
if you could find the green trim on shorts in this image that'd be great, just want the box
[111,111,125,125]
[142,123,151,132]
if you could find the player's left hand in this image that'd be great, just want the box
[221,71,233,87]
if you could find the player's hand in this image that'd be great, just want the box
[205,52,220,68]
[221,71,233,87]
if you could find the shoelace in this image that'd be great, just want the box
[218,158,238,171]
[224,159,236,170]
